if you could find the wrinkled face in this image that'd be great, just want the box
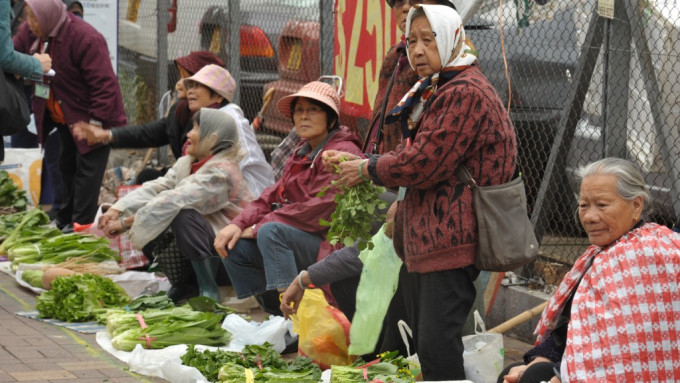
[25,6,44,38]
[407,15,442,77]
[578,174,643,247]
[175,65,192,99]
[293,98,330,149]
[186,82,224,112]
[185,122,200,158]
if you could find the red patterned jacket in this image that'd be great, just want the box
[370,66,517,273]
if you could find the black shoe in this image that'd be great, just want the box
[60,224,74,234]
[167,284,199,304]
[255,290,284,316]
[282,332,299,354]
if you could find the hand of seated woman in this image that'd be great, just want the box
[214,224,243,258]
[321,149,361,174]
[98,208,120,230]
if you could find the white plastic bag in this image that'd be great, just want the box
[221,314,292,353]
[462,310,504,383]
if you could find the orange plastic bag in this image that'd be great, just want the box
[291,289,353,369]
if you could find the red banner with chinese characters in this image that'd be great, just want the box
[334,0,399,120]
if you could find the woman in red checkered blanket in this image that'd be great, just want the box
[500,157,680,383]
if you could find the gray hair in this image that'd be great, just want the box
[576,157,651,212]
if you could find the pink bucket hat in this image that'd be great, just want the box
[184,64,236,102]
[277,81,340,119]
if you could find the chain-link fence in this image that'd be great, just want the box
[115,0,680,291]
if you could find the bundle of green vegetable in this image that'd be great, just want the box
[318,158,387,251]
[21,269,44,289]
[0,170,28,211]
[330,351,417,383]
[181,343,322,382]
[0,208,61,254]
[105,306,230,352]
[36,273,131,322]
[8,233,119,271]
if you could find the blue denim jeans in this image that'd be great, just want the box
[222,222,322,298]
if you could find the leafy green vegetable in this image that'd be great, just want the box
[181,343,321,383]
[188,295,236,315]
[105,306,230,352]
[126,292,176,311]
[21,269,44,289]
[318,158,387,251]
[0,209,59,254]
[36,273,131,322]
[8,233,120,271]
[331,351,417,382]
[0,170,28,211]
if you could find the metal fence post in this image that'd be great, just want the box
[156,0,170,166]
[603,0,631,158]
[228,0,241,105]
[319,0,334,77]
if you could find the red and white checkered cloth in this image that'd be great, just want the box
[535,222,680,382]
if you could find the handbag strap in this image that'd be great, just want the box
[454,164,477,188]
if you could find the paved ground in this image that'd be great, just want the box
[0,270,531,382]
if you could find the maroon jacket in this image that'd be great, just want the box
[370,66,517,273]
[232,127,363,239]
[14,14,126,154]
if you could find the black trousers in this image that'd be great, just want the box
[56,125,109,226]
[400,265,479,381]
[171,209,217,261]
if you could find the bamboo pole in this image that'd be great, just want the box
[488,301,548,334]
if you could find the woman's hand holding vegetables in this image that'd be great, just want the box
[214,224,242,258]
[321,150,367,187]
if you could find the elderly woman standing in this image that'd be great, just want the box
[215,81,363,315]
[99,108,252,302]
[13,0,126,230]
[501,157,680,383]
[325,4,516,380]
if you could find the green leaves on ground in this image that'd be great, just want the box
[36,273,131,322]
[318,159,387,251]
[0,208,60,254]
[8,233,119,271]
[331,351,417,382]
[105,306,230,352]
[0,170,28,211]
[181,343,321,382]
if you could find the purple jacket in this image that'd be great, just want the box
[14,13,126,154]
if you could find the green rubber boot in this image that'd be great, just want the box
[191,258,220,302]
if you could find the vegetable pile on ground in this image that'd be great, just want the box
[36,273,131,322]
[318,158,387,251]
[0,170,28,212]
[0,209,60,253]
[8,232,119,272]
[181,343,322,382]
[330,351,418,383]
[105,305,230,351]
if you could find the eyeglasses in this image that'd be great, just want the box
[386,0,424,9]
[293,105,324,117]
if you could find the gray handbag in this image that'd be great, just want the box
[455,165,539,271]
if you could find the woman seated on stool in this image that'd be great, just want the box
[214,81,363,315]
[99,108,252,302]
[500,157,680,383]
